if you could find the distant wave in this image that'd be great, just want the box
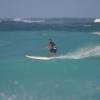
[91,32,100,36]
[52,45,100,60]
[0,18,100,31]
[12,18,45,23]
[94,18,100,23]
[83,24,91,27]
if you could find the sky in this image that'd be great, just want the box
[0,0,100,18]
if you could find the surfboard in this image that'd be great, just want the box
[25,55,53,60]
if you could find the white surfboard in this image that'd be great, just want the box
[25,55,54,60]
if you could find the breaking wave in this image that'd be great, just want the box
[94,18,100,23]
[92,32,100,36]
[12,18,45,23]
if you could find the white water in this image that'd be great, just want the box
[92,32,100,36]
[94,18,100,23]
[13,18,45,23]
[53,45,100,60]
[27,45,100,60]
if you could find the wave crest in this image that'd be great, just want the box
[13,18,45,23]
[92,32,100,36]
[94,18,100,23]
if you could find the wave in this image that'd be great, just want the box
[0,18,100,31]
[94,18,100,23]
[83,24,91,27]
[92,32,100,36]
[53,45,100,60]
[12,18,45,23]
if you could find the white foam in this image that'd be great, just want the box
[92,32,100,36]
[52,45,100,60]
[94,18,100,23]
[13,18,45,23]
[26,45,100,60]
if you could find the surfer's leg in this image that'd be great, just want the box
[52,49,57,56]
[48,49,57,57]
[48,52,50,57]
[48,50,53,57]
[48,50,52,57]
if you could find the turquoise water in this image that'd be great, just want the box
[0,30,100,100]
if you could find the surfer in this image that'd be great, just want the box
[48,38,57,56]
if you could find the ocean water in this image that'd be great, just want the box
[0,18,100,100]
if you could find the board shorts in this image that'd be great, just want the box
[50,48,57,53]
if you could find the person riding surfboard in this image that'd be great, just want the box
[48,38,57,56]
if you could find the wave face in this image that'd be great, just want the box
[0,18,100,31]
